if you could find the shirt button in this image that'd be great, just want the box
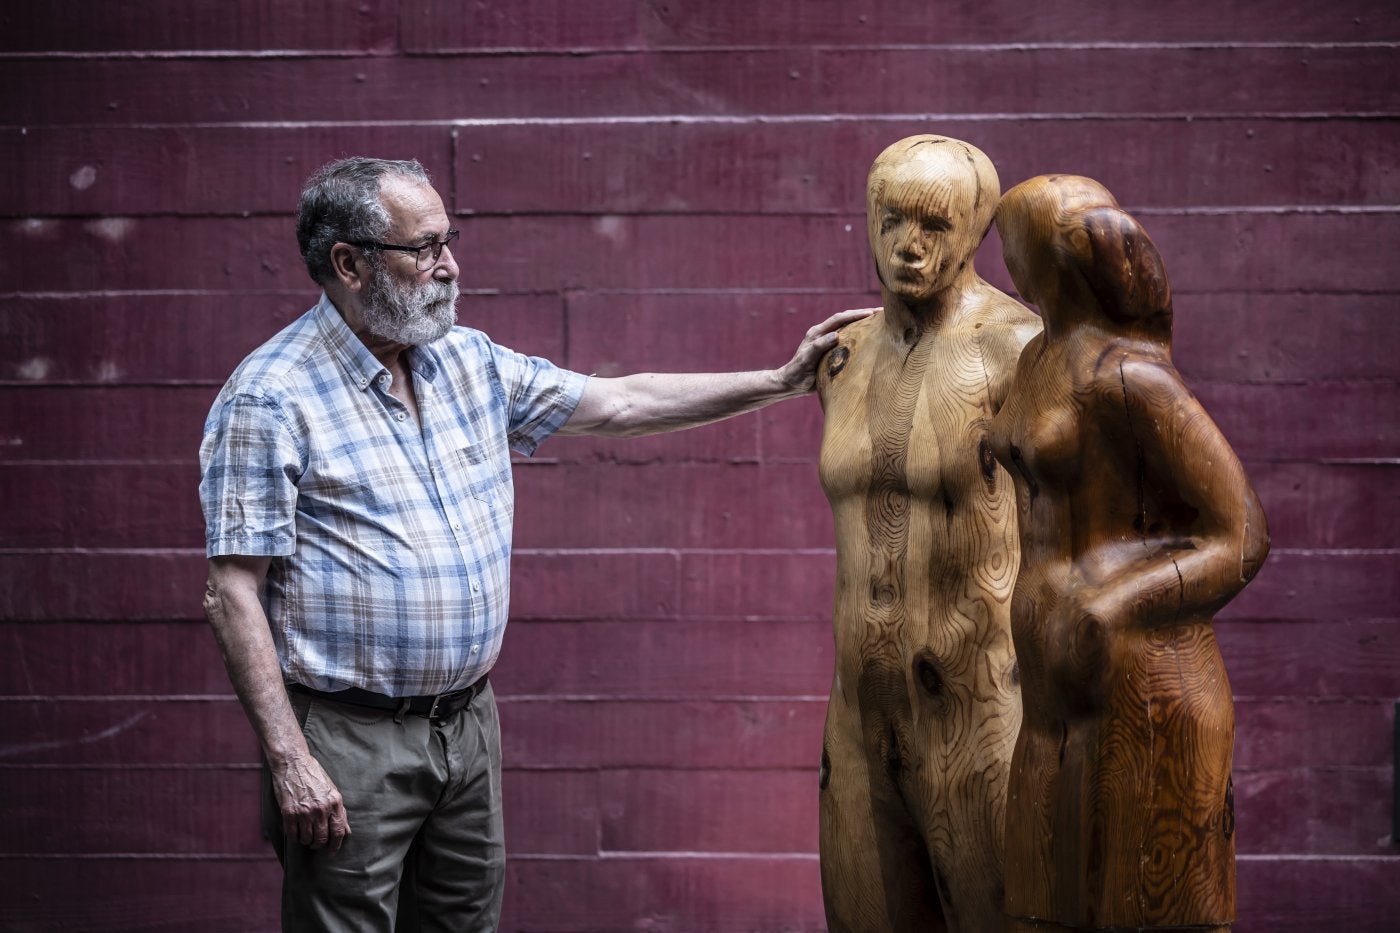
[471,582,480,593]
[378,375,389,385]
[471,644,481,653]
[358,378,368,388]
[396,413,406,421]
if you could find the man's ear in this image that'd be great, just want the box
[330,243,366,293]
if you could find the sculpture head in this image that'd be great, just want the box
[997,174,1172,339]
[866,136,1000,305]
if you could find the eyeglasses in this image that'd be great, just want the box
[349,229,459,271]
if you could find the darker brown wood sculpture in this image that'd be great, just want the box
[988,175,1270,932]
[816,135,1041,932]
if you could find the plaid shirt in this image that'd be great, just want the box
[199,294,586,696]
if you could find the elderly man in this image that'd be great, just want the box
[199,156,866,930]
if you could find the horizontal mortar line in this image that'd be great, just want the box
[498,694,830,703]
[6,207,1400,223]
[0,380,224,388]
[0,547,205,555]
[0,851,274,861]
[597,850,820,861]
[1231,695,1400,703]
[1232,765,1395,774]
[0,288,497,299]
[1236,853,1400,862]
[0,694,235,702]
[5,378,1397,390]
[0,762,260,771]
[3,693,1390,705]
[6,287,1398,299]
[0,458,196,466]
[0,693,831,703]
[5,40,1400,62]
[3,379,1395,393]
[13,111,1400,130]
[1266,547,1400,556]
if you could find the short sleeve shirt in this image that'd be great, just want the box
[199,294,587,696]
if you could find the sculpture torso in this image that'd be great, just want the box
[989,323,1252,930]
[817,289,1038,931]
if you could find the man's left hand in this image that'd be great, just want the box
[777,308,878,392]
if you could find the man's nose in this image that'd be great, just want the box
[435,243,460,280]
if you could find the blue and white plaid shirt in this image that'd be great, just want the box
[199,294,586,696]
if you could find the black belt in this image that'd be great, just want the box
[287,675,488,721]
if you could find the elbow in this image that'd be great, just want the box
[202,578,225,625]
[1238,493,1271,584]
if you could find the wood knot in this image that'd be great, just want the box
[819,746,831,791]
[977,435,998,488]
[826,344,849,379]
[914,651,946,699]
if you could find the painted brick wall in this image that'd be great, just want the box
[2,1,1398,929]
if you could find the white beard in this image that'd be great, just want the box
[361,262,459,346]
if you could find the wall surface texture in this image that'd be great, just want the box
[2,1,1398,930]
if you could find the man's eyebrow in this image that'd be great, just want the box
[924,215,953,232]
[408,227,451,244]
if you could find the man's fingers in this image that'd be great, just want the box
[819,307,878,333]
[326,806,352,853]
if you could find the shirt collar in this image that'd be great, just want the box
[310,292,445,390]
[314,293,387,393]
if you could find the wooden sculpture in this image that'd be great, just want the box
[988,175,1270,932]
[816,135,1041,932]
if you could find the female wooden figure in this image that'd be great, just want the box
[988,175,1269,931]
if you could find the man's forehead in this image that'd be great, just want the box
[380,177,449,238]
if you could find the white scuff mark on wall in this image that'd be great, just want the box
[592,214,628,245]
[86,217,134,241]
[0,711,150,759]
[17,218,52,236]
[95,360,122,382]
[70,165,98,190]
[16,357,52,380]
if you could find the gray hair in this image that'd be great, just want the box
[296,157,433,285]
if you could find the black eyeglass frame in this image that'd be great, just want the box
[348,229,459,270]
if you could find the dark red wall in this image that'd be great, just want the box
[2,2,1398,930]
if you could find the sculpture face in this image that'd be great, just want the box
[867,142,987,304]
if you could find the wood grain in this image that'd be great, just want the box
[816,136,1040,931]
[990,175,1271,929]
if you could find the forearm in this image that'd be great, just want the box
[563,369,801,438]
[1086,544,1249,628]
[203,569,309,768]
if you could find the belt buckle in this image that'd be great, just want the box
[427,693,444,720]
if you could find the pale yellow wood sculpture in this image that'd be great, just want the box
[988,175,1270,932]
[817,135,1041,932]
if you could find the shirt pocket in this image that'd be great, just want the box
[437,421,507,508]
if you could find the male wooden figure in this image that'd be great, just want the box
[989,175,1269,931]
[816,135,1041,931]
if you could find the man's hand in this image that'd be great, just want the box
[272,752,351,851]
[776,307,878,392]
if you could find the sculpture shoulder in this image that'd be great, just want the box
[961,290,1041,360]
[816,312,883,398]
[961,288,1044,406]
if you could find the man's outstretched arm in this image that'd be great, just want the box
[559,308,874,438]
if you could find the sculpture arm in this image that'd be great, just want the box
[1072,359,1269,629]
